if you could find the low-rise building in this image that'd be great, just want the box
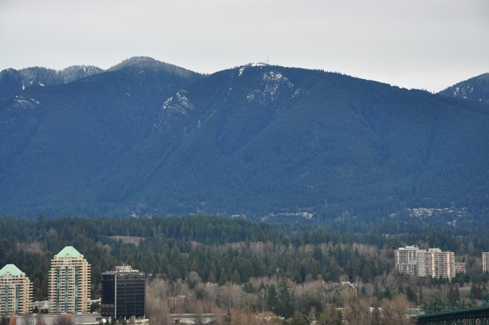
[455,262,466,274]
[32,300,50,312]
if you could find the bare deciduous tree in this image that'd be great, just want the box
[35,314,46,325]
[381,294,415,325]
[21,315,34,325]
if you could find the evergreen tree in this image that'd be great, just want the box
[267,284,278,312]
[277,279,294,318]
[218,267,227,286]
[290,311,308,325]
[208,270,216,283]
[231,270,241,284]
[406,286,417,304]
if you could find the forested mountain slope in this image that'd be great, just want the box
[1,59,488,219]
[0,57,203,216]
[439,73,489,105]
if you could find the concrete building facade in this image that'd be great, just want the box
[48,246,91,314]
[0,264,32,316]
[395,246,458,280]
[394,245,419,276]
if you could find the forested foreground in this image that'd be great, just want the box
[3,215,489,324]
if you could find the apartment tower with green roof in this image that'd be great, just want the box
[0,264,32,316]
[48,246,91,314]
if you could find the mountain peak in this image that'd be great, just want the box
[439,73,489,104]
[108,56,200,79]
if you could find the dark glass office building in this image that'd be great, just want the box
[101,266,145,318]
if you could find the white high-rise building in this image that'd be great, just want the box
[0,264,33,316]
[395,246,456,280]
[483,252,489,273]
[48,246,91,314]
[394,245,419,276]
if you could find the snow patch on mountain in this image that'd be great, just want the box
[13,96,40,109]
[11,65,103,89]
[246,71,294,104]
[154,90,196,130]
[439,72,489,105]
[162,90,194,114]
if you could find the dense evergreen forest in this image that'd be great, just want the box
[3,214,489,322]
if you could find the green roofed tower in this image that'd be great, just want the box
[55,246,83,258]
[49,246,91,314]
[0,264,33,315]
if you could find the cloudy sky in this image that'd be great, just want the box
[1,0,488,92]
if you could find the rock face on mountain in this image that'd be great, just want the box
[0,58,488,219]
[439,73,489,105]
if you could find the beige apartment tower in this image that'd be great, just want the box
[0,264,33,316]
[49,246,91,314]
[395,246,459,280]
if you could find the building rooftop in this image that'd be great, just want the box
[398,245,419,250]
[0,264,25,276]
[103,265,145,276]
[55,246,83,258]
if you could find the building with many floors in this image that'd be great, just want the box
[48,246,91,314]
[101,265,146,319]
[394,245,419,276]
[0,264,32,316]
[395,246,462,280]
[482,252,489,273]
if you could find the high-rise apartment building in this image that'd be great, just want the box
[395,246,456,280]
[48,246,91,314]
[394,245,419,276]
[483,252,489,273]
[422,248,455,279]
[0,264,32,316]
[101,266,145,319]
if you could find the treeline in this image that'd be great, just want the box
[0,215,387,300]
[0,214,488,302]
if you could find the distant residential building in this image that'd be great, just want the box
[0,264,32,316]
[395,246,456,279]
[455,262,466,274]
[483,252,489,273]
[32,300,50,312]
[101,265,146,319]
[394,245,419,276]
[423,248,455,279]
[48,246,91,314]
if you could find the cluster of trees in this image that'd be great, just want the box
[146,274,418,325]
[2,214,489,323]
[0,215,391,300]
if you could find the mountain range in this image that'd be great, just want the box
[1,57,488,220]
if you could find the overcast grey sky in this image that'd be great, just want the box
[1,0,488,92]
